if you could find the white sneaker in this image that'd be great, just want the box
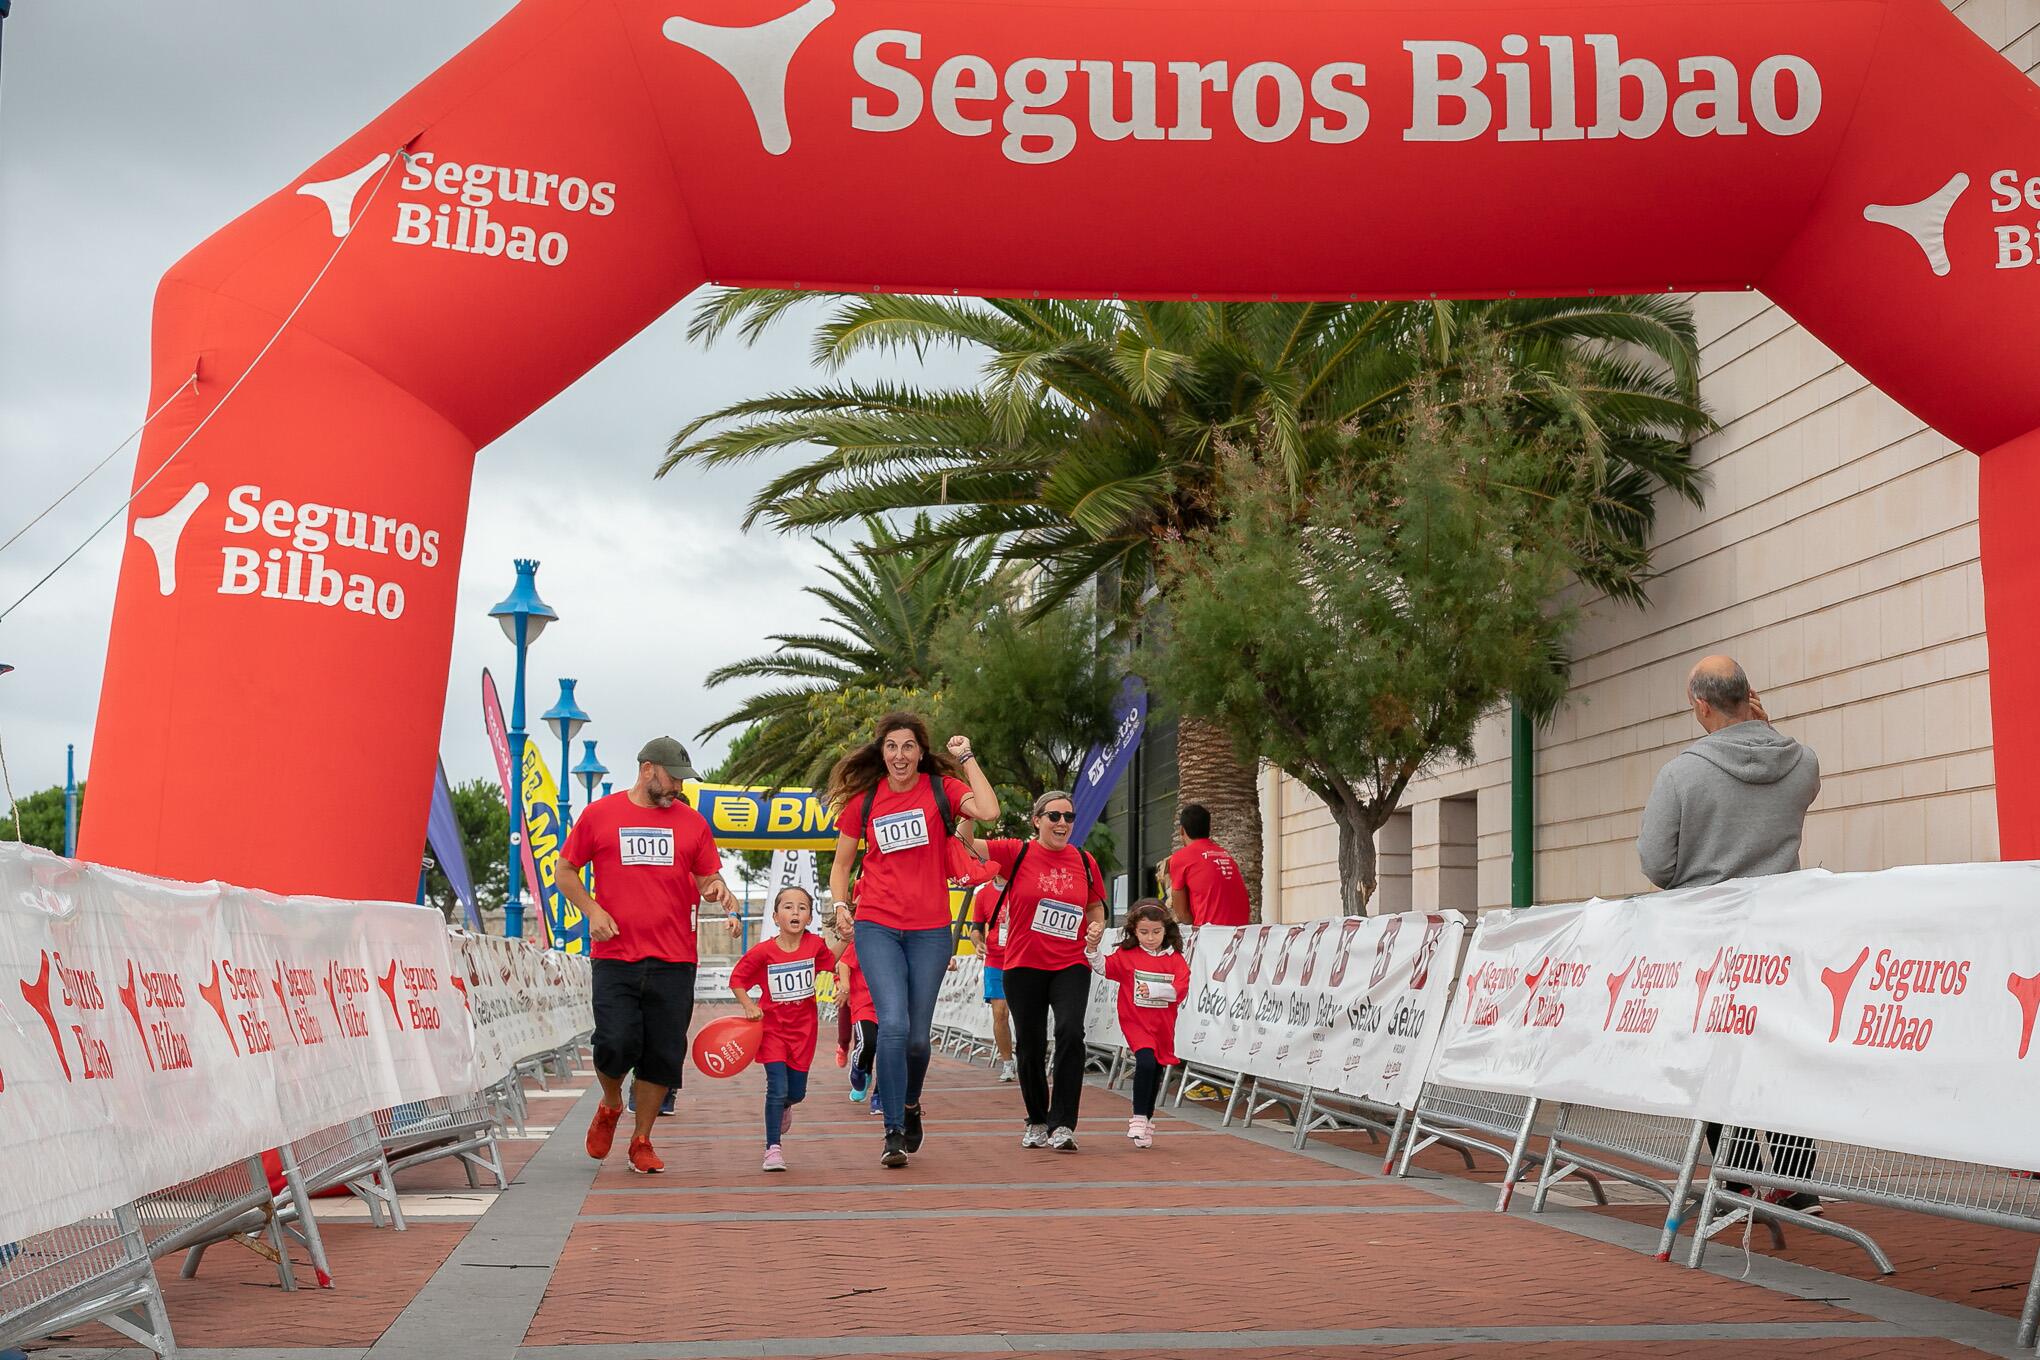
[1020,1123,1050,1148]
[997,1061,1017,1083]
[1126,1117,1143,1143]
[1048,1126,1079,1152]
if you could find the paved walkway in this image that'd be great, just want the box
[31,1010,2038,1359]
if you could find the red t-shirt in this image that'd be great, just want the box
[1168,839,1250,928]
[836,933,876,1024]
[730,933,839,1069]
[970,881,1008,970]
[561,792,721,963]
[836,774,972,931]
[1103,946,1190,1064]
[986,839,1102,972]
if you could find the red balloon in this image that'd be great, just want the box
[692,1014,763,1079]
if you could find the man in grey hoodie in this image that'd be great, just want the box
[1637,655,1823,1214]
[1638,656,1821,891]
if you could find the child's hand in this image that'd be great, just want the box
[1084,920,1105,949]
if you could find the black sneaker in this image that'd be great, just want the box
[903,1103,925,1153]
[881,1129,908,1169]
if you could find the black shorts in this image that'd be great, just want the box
[591,958,696,1090]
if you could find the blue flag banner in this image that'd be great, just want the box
[427,757,483,930]
[1071,677,1148,847]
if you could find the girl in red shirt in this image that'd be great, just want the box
[1084,899,1189,1149]
[828,712,999,1169]
[730,887,838,1173]
[983,791,1106,1152]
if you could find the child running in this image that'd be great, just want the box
[835,918,881,1106]
[1083,898,1190,1149]
[730,886,838,1172]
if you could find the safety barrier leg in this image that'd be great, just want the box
[1221,1076,1246,1126]
[276,1144,336,1289]
[1292,1089,1316,1150]
[1530,1104,1571,1215]
[1655,1120,1709,1262]
[1496,1097,1540,1214]
[2016,1242,2040,1350]
[1380,1106,1411,1174]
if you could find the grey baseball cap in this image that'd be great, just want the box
[636,736,700,782]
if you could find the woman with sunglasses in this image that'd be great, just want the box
[981,791,1107,1151]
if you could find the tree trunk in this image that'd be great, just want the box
[1327,795,1379,918]
[1174,714,1265,921]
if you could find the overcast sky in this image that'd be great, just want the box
[0,1,977,810]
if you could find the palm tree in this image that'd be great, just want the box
[702,514,1004,786]
[664,295,1713,914]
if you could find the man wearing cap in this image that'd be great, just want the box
[557,736,739,1174]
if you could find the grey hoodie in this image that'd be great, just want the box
[1636,720,1821,890]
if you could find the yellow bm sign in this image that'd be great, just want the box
[685,784,836,850]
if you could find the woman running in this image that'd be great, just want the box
[829,712,998,1169]
[982,791,1107,1151]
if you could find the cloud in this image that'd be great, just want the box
[0,0,983,813]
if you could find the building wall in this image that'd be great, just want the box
[1263,0,2025,922]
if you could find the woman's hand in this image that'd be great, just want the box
[947,734,974,764]
[1084,920,1105,949]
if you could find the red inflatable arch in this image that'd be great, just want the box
[81,0,2040,898]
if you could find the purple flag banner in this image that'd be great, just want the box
[1071,677,1148,847]
[426,757,483,930]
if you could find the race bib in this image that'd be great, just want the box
[871,808,930,854]
[767,958,816,1003]
[1032,898,1083,942]
[1132,968,1178,1008]
[996,915,1009,948]
[619,828,674,866]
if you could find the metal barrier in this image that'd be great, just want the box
[1527,1107,1751,1260]
[1235,1076,1307,1130]
[0,1206,176,1358]
[1394,1083,1581,1212]
[1291,1087,1414,1160]
[1686,1126,2040,1349]
[135,1156,308,1292]
[377,1088,507,1191]
[1170,1060,1249,1123]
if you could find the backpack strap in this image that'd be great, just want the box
[1080,850,1103,905]
[930,772,957,838]
[986,841,1029,939]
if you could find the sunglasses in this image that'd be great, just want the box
[1040,810,1076,824]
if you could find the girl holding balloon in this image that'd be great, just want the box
[728,886,837,1172]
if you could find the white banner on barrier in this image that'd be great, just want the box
[0,844,476,1247]
[453,930,593,1090]
[1177,912,1464,1109]
[1426,864,2040,1171]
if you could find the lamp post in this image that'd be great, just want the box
[63,743,77,857]
[543,679,590,932]
[572,740,608,898]
[487,560,555,938]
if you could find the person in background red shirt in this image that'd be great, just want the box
[1085,899,1190,1149]
[1166,803,1251,928]
[557,737,739,1176]
[967,876,1016,1082]
[985,790,1106,1151]
[731,886,838,1173]
[834,921,881,1108]
[828,711,998,1170]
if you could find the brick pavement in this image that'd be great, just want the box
[22,1042,2036,1359]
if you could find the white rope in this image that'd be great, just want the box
[0,372,198,559]
[0,145,406,624]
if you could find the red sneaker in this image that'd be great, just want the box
[836,1044,849,1069]
[627,1136,665,1174]
[586,1102,622,1160]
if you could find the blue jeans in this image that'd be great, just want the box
[853,921,951,1131]
[765,1061,808,1146]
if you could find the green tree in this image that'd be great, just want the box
[700,514,1002,786]
[1,782,83,854]
[1145,364,1585,916]
[420,777,510,924]
[663,294,1710,915]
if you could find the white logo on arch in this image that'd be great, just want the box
[662,0,836,155]
[1863,172,1968,278]
[297,154,392,237]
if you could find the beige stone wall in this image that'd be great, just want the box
[1263,0,2023,922]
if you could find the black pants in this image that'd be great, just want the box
[1706,1122,1817,1185]
[1004,964,1090,1130]
[592,958,695,1090]
[1131,1048,1164,1119]
[849,1018,878,1092]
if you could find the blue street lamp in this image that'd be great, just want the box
[543,679,590,932]
[571,739,608,806]
[488,560,555,938]
[63,744,77,857]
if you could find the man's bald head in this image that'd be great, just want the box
[1688,656,1755,731]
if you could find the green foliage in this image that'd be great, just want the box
[935,599,1118,805]
[1143,355,1581,913]
[420,777,510,923]
[1,782,82,854]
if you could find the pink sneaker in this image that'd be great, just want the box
[762,1145,787,1173]
[1131,1117,1154,1149]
